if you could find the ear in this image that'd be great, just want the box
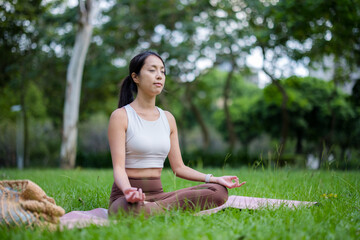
[131,72,139,84]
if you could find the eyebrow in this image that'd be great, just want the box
[148,64,164,69]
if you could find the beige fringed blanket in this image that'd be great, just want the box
[0,180,65,229]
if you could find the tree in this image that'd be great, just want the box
[0,0,50,167]
[266,0,360,163]
[259,76,358,167]
[210,69,262,153]
[245,0,360,157]
[60,0,95,169]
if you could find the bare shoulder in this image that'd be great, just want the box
[164,110,177,129]
[164,110,175,122]
[109,107,128,129]
[110,107,127,118]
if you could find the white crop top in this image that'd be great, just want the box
[124,104,171,168]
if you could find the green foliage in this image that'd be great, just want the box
[247,0,360,81]
[0,84,18,121]
[212,69,263,149]
[259,76,360,165]
[1,0,359,168]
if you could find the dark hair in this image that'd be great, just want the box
[118,51,165,108]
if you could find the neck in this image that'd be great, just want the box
[133,94,156,110]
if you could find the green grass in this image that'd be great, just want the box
[1,168,360,239]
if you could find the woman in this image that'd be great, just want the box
[108,51,246,215]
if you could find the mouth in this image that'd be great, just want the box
[154,82,163,87]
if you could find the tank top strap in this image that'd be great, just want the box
[124,105,134,121]
[124,105,136,139]
[156,107,170,133]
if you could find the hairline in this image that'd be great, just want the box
[143,55,165,69]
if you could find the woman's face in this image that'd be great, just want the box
[132,55,165,96]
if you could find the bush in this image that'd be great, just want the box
[177,150,259,168]
[76,151,112,168]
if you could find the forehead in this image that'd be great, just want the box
[144,55,164,68]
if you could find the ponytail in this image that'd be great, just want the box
[118,75,137,108]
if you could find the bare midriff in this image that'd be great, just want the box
[125,168,163,178]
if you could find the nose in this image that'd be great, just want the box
[156,71,163,79]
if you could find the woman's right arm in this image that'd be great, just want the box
[108,108,145,203]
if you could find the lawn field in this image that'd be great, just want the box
[1,168,359,239]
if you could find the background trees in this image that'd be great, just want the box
[60,0,95,169]
[1,0,359,169]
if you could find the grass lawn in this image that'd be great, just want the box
[1,167,359,239]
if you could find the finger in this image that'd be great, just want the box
[219,179,233,188]
[229,176,239,180]
[124,187,138,194]
[230,180,244,189]
[126,192,136,202]
[235,181,246,188]
[224,181,236,189]
[134,191,140,200]
[228,177,239,184]
[130,191,138,200]
[138,188,145,202]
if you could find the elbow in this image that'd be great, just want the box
[171,164,186,176]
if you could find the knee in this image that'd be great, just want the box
[108,197,132,216]
[210,183,228,206]
[109,198,153,216]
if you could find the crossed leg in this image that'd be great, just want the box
[108,183,228,216]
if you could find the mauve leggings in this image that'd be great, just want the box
[108,177,228,215]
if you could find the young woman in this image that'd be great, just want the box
[108,51,246,215]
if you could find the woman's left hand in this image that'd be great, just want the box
[215,176,246,189]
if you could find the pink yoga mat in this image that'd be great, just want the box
[60,195,317,229]
[60,208,109,229]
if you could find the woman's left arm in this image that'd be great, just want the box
[165,111,246,189]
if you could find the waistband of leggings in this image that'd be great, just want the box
[128,177,161,180]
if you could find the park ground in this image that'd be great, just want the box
[1,168,360,239]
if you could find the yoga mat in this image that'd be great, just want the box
[60,208,109,229]
[195,195,317,215]
[60,195,317,229]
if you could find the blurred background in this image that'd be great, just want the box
[1,0,359,170]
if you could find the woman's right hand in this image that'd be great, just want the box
[123,187,146,203]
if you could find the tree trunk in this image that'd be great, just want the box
[19,81,27,168]
[321,59,340,168]
[262,70,289,157]
[295,130,303,155]
[60,0,94,169]
[274,79,289,157]
[318,139,326,169]
[340,145,346,162]
[261,46,289,157]
[223,60,237,151]
[185,83,210,150]
[324,61,340,159]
